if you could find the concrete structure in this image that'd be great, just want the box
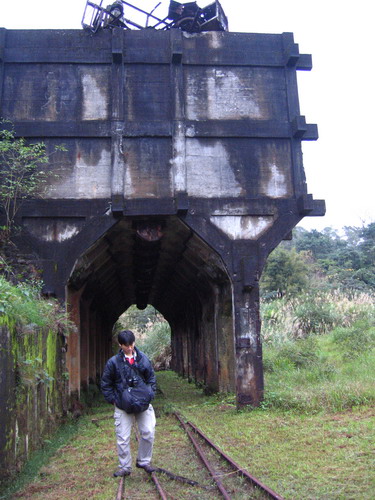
[0,27,324,406]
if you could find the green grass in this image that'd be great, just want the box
[157,372,375,500]
[2,308,374,499]
[0,418,81,499]
[262,328,375,413]
[2,373,374,499]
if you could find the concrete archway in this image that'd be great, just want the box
[66,216,235,397]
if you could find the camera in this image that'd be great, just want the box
[127,376,138,387]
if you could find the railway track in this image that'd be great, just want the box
[115,412,284,500]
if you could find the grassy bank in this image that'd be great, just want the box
[0,419,81,500]
[3,370,373,500]
[157,371,374,499]
[2,287,374,499]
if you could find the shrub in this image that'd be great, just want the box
[261,290,374,342]
[293,298,340,336]
[0,121,65,242]
[332,319,375,360]
[277,337,319,368]
[0,275,73,332]
[137,320,171,362]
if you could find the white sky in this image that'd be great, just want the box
[1,0,374,232]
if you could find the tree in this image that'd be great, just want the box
[358,223,375,268]
[292,225,375,292]
[295,228,345,260]
[260,247,312,297]
[0,121,64,242]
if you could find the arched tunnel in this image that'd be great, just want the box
[66,216,235,399]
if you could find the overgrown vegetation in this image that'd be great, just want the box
[0,275,70,331]
[116,304,171,364]
[0,275,73,487]
[262,224,375,296]
[4,373,374,500]
[0,120,65,242]
[256,223,375,413]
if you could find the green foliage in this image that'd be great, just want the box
[0,275,74,334]
[292,296,340,335]
[295,227,344,260]
[0,121,65,240]
[260,286,375,413]
[262,335,375,413]
[116,304,160,334]
[19,357,55,387]
[274,337,319,368]
[116,304,171,362]
[0,275,44,326]
[260,289,375,413]
[0,274,74,396]
[332,318,375,360]
[261,289,374,341]
[137,321,171,362]
[291,224,375,292]
[260,247,311,297]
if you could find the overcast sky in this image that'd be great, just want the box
[1,0,374,232]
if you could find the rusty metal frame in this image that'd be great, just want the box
[81,0,227,33]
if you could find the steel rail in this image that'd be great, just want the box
[174,413,232,500]
[186,420,285,500]
[115,475,125,500]
[150,472,168,500]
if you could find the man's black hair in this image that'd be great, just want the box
[118,330,135,346]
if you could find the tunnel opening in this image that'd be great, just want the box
[114,304,172,371]
[65,215,235,398]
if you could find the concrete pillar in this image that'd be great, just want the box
[233,282,264,407]
[80,298,91,389]
[88,307,97,384]
[66,286,85,395]
[95,312,102,384]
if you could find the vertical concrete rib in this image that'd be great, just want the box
[170,29,187,195]
[0,29,6,113]
[110,28,125,214]
[89,307,97,384]
[282,32,310,198]
[80,299,90,389]
[66,287,85,395]
[234,284,264,407]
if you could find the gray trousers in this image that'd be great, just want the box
[114,404,156,471]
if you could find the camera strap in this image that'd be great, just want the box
[115,354,145,390]
[115,355,129,390]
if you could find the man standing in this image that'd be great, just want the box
[101,330,157,477]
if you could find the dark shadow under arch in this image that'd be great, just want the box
[66,215,235,396]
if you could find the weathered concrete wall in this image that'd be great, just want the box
[0,27,325,409]
[0,325,66,480]
[1,29,317,206]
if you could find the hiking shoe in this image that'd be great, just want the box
[136,462,156,473]
[113,468,131,477]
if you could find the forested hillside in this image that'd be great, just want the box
[261,223,375,297]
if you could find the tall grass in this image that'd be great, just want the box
[137,321,171,362]
[116,304,171,362]
[261,289,374,342]
[261,290,375,413]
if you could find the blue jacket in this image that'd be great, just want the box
[101,347,157,409]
